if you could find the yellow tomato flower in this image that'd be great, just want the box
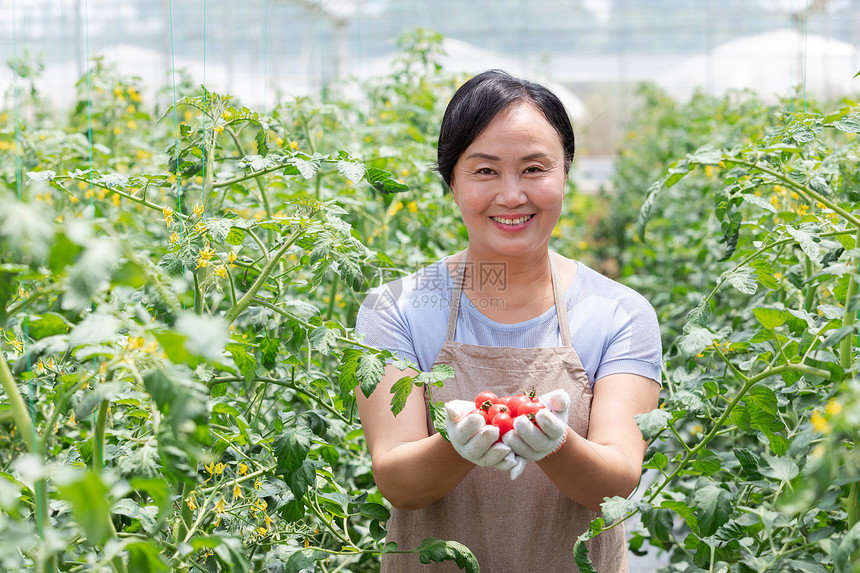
[233,483,243,500]
[214,266,228,279]
[192,204,204,217]
[825,399,842,416]
[195,221,207,234]
[214,124,225,135]
[162,206,174,222]
[215,498,225,514]
[407,201,418,213]
[239,462,248,475]
[275,136,284,146]
[127,120,136,130]
[169,231,180,244]
[196,258,209,269]
[289,140,299,151]
[227,251,238,266]
[810,410,830,433]
[127,105,136,114]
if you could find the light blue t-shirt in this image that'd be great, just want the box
[355,256,662,388]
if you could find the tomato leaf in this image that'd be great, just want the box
[694,485,732,537]
[733,448,763,479]
[414,537,479,572]
[722,265,758,295]
[635,408,672,440]
[692,449,721,476]
[359,502,391,521]
[310,324,339,355]
[834,520,860,572]
[365,167,409,194]
[285,548,327,573]
[753,307,788,330]
[274,427,314,472]
[336,158,366,184]
[357,352,386,398]
[56,471,113,546]
[389,375,414,416]
[125,541,170,573]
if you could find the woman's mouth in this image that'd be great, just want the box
[490,215,534,226]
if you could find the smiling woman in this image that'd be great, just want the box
[355,70,662,572]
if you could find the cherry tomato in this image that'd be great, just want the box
[475,391,499,411]
[486,403,510,420]
[518,400,546,422]
[497,395,512,406]
[466,408,489,422]
[491,412,514,439]
[506,394,532,418]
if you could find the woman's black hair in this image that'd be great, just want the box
[436,69,576,189]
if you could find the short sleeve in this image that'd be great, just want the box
[594,288,662,385]
[354,279,420,365]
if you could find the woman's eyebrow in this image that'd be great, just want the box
[464,152,553,161]
[465,152,501,161]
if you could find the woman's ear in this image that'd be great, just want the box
[449,176,460,206]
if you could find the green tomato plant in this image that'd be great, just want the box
[577,90,860,572]
[0,32,476,573]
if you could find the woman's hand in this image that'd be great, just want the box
[503,389,570,461]
[444,400,525,478]
[355,365,476,510]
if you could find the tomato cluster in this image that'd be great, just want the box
[470,391,545,441]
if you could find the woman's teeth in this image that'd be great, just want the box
[492,215,532,225]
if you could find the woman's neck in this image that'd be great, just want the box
[451,248,557,324]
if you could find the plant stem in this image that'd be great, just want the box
[647,362,829,504]
[93,400,109,473]
[731,158,860,226]
[839,227,860,371]
[0,356,36,452]
[1,357,51,550]
[252,297,380,353]
[224,229,304,324]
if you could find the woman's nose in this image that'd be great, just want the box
[495,176,527,207]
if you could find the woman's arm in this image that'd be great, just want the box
[356,364,476,510]
[536,373,660,512]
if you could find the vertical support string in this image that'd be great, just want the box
[168,0,183,231]
[84,0,94,214]
[264,0,269,115]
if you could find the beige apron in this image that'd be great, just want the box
[380,253,628,572]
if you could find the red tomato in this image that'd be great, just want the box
[466,408,489,422]
[491,412,514,439]
[486,403,510,419]
[506,394,532,417]
[518,401,546,422]
[497,395,512,406]
[475,391,499,411]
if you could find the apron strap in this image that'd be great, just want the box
[445,251,469,342]
[445,250,573,346]
[549,254,573,347]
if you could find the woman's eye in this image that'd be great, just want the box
[476,168,495,175]
[524,166,545,173]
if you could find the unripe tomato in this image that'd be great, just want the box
[491,412,514,439]
[506,394,532,418]
[475,391,499,411]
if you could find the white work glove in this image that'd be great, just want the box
[444,400,525,479]
[502,389,570,462]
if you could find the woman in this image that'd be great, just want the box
[355,69,661,572]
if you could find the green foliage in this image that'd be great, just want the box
[0,31,476,572]
[579,86,860,572]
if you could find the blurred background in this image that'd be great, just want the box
[3,0,859,193]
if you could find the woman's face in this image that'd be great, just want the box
[450,102,567,263]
